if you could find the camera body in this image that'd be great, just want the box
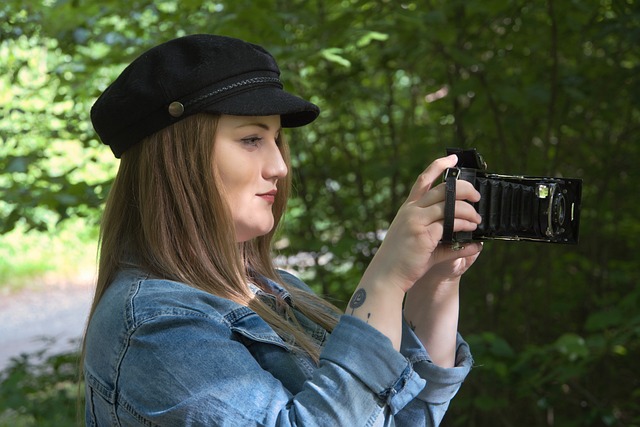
[443,148,582,244]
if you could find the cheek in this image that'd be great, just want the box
[214,154,245,196]
[219,170,253,199]
[216,168,256,218]
[228,192,251,214]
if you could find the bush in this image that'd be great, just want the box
[0,342,82,427]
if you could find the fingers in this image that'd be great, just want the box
[414,180,482,227]
[423,200,480,227]
[407,165,483,241]
[417,180,481,208]
[430,241,482,263]
[428,241,483,272]
[406,154,458,203]
[445,241,483,258]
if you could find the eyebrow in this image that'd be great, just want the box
[235,122,281,132]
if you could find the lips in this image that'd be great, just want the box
[257,190,277,203]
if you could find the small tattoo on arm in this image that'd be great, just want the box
[349,288,367,315]
[409,321,417,331]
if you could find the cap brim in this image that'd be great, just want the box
[200,86,319,128]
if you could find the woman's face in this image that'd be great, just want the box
[213,115,287,242]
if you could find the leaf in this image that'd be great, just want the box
[356,31,388,48]
[585,308,625,332]
[320,48,351,68]
[555,333,589,361]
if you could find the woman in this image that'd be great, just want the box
[83,34,483,426]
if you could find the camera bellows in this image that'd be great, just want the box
[476,179,537,235]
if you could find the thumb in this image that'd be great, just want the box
[406,154,458,203]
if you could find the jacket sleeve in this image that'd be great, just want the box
[394,318,474,425]
[114,307,426,426]
[278,269,473,425]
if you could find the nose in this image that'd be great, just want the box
[264,140,288,180]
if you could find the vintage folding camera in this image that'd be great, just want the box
[442,148,582,244]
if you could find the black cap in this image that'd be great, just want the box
[91,34,320,158]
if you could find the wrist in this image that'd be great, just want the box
[404,280,461,368]
[404,276,460,324]
[356,273,407,307]
[411,275,461,300]
[360,261,413,295]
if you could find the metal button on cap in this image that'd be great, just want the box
[168,101,184,117]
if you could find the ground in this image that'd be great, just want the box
[0,273,93,370]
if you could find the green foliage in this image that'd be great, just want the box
[1,0,639,425]
[0,30,114,233]
[455,291,640,426]
[0,345,82,427]
[0,219,98,292]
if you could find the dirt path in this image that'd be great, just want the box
[0,272,94,370]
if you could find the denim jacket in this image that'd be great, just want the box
[84,268,473,426]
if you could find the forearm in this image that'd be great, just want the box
[348,269,406,350]
[403,277,461,368]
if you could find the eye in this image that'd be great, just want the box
[240,136,263,147]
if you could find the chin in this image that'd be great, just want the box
[236,225,274,242]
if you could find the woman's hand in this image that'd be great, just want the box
[422,241,483,285]
[364,154,482,293]
[349,154,481,350]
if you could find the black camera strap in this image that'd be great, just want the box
[442,167,478,244]
[442,168,459,243]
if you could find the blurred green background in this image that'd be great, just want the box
[1,0,638,426]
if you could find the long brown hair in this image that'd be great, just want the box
[83,113,339,365]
